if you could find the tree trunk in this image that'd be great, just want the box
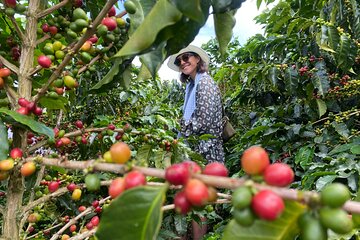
[2,0,40,238]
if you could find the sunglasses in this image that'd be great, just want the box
[174,53,195,67]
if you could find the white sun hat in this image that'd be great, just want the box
[167,45,210,72]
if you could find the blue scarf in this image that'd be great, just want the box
[183,72,207,122]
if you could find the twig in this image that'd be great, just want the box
[37,0,70,19]
[32,0,119,103]
[115,10,127,18]
[21,181,112,215]
[69,228,97,240]
[20,165,47,233]
[77,54,102,75]
[4,84,18,108]
[51,197,110,240]
[0,54,19,74]
[9,16,25,41]
[28,65,42,77]
[25,222,62,239]
[20,159,360,214]
[35,34,51,45]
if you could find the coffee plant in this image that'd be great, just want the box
[0,0,359,239]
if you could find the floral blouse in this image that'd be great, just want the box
[180,74,225,163]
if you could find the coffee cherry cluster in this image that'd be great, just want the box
[230,145,296,226]
[298,183,353,239]
[165,161,229,215]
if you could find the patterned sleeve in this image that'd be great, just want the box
[180,76,222,137]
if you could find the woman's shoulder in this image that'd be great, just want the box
[198,73,215,86]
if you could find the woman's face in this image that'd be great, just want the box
[175,52,200,79]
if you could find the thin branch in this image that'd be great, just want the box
[9,16,25,41]
[115,10,127,18]
[69,228,97,240]
[4,84,18,108]
[77,54,102,75]
[33,0,119,103]
[20,159,360,214]
[51,197,110,240]
[27,65,42,77]
[25,222,62,239]
[0,55,19,74]
[21,180,112,214]
[35,34,51,45]
[21,186,69,214]
[20,166,46,232]
[28,127,132,153]
[37,0,70,19]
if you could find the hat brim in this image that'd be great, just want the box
[167,45,210,72]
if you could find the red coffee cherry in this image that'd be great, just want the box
[263,163,294,187]
[251,190,285,221]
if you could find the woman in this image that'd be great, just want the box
[168,45,224,163]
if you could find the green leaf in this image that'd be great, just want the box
[90,59,122,90]
[350,145,360,154]
[242,126,269,139]
[328,143,356,155]
[214,10,237,57]
[114,0,182,58]
[0,121,9,160]
[136,144,153,166]
[0,108,54,141]
[139,42,166,79]
[223,201,305,240]
[316,99,327,118]
[170,0,204,23]
[327,25,340,50]
[331,121,350,138]
[295,146,314,170]
[336,34,356,71]
[96,185,167,240]
[39,96,67,110]
[312,61,330,96]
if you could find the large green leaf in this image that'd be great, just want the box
[90,59,122,90]
[214,10,237,57]
[135,144,153,166]
[114,0,182,58]
[331,121,350,138]
[0,108,54,141]
[0,121,9,160]
[316,99,327,118]
[336,34,356,71]
[295,146,314,170]
[223,201,305,240]
[39,96,68,111]
[139,42,166,79]
[171,0,204,23]
[96,185,167,240]
[312,61,329,96]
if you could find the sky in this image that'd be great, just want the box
[158,0,269,81]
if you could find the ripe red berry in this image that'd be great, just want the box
[182,160,201,174]
[241,146,270,175]
[37,55,52,68]
[108,6,116,17]
[86,222,94,230]
[10,148,23,159]
[48,181,60,193]
[174,191,192,215]
[18,97,30,107]
[78,205,86,212]
[101,17,117,31]
[75,120,83,129]
[41,23,49,32]
[251,190,285,220]
[108,177,125,199]
[108,124,116,130]
[33,106,43,116]
[203,162,228,177]
[17,107,29,115]
[165,163,190,185]
[94,206,102,213]
[184,179,209,207]
[91,216,100,226]
[67,183,77,192]
[263,163,294,187]
[92,200,99,208]
[69,224,77,232]
[49,26,58,35]
[124,170,146,189]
